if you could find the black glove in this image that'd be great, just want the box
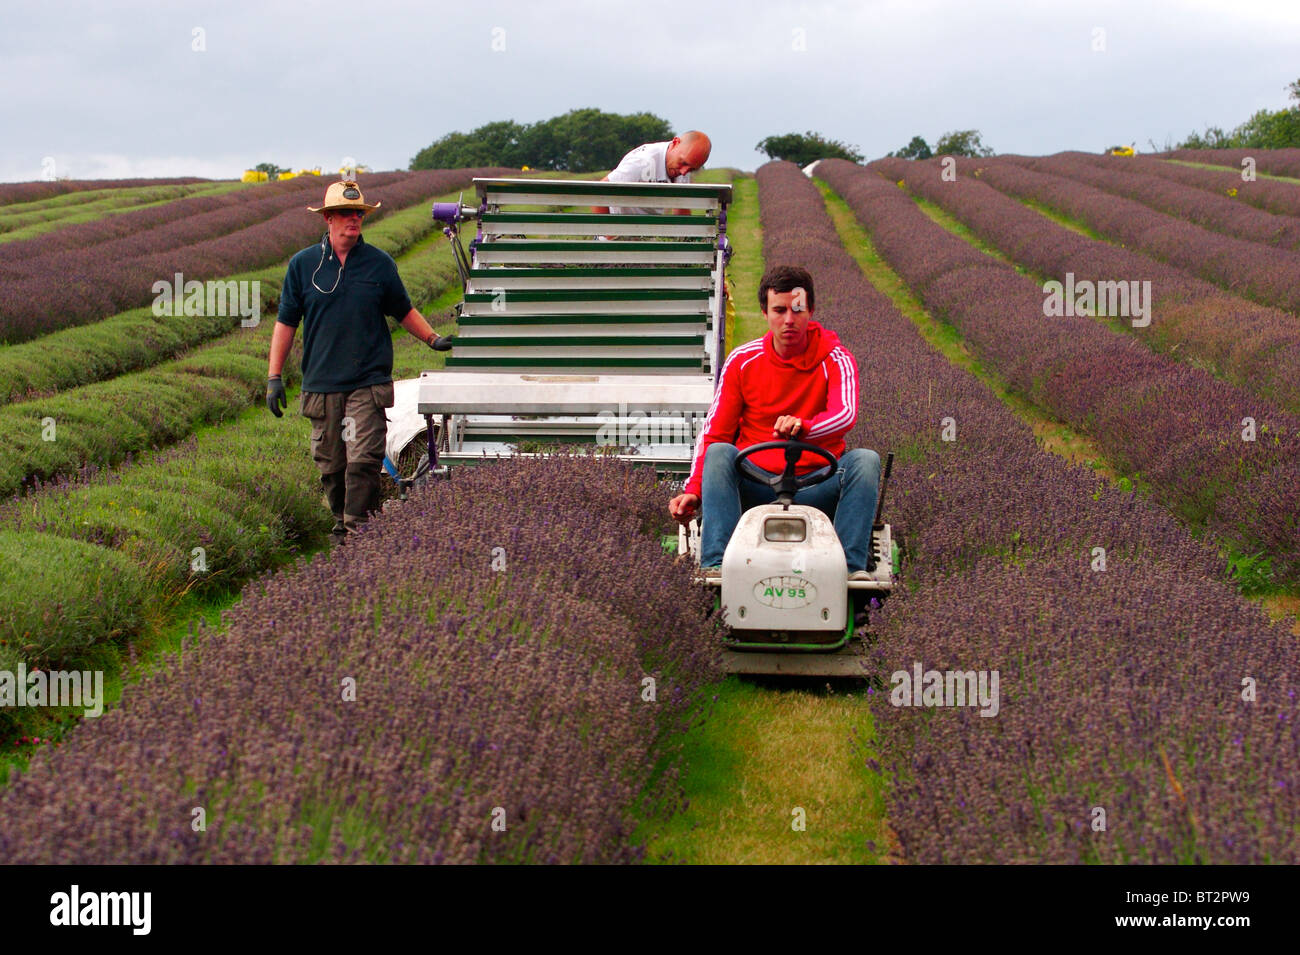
[267,376,286,417]
[427,334,453,352]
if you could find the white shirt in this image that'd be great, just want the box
[605,141,692,216]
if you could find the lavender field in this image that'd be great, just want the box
[1,151,1297,865]
[0,457,721,863]
[764,160,1299,862]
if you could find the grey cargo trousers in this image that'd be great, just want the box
[300,383,394,539]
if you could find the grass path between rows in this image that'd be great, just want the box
[1163,158,1300,185]
[639,173,893,864]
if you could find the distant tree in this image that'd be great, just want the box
[410,120,530,169]
[1176,77,1300,150]
[888,135,932,160]
[756,131,864,166]
[410,110,674,172]
[527,109,674,172]
[254,161,289,177]
[932,129,994,157]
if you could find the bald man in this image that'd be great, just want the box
[592,131,712,216]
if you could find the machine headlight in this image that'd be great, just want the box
[763,517,807,542]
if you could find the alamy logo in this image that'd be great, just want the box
[0,665,104,717]
[1042,272,1151,327]
[49,885,151,935]
[595,400,705,447]
[890,662,1000,717]
[152,272,261,326]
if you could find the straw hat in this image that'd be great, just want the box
[307,180,382,214]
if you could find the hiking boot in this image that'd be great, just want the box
[848,569,873,581]
[695,565,721,580]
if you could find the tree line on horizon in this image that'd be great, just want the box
[407,82,1300,175]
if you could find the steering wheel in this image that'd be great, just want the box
[734,440,839,505]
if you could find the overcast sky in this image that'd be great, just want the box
[2,0,1297,181]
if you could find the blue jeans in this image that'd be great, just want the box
[699,443,881,571]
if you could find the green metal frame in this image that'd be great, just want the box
[467,267,712,279]
[462,289,710,303]
[445,356,702,368]
[456,313,707,326]
[483,181,730,200]
[481,212,719,226]
[450,335,705,347]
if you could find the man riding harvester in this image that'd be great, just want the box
[669,265,897,676]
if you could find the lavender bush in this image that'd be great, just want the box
[0,455,723,863]
[965,156,1300,315]
[1162,148,1300,180]
[0,175,499,405]
[759,159,1300,862]
[817,158,1300,582]
[1079,153,1300,219]
[0,168,510,344]
[0,177,209,208]
[870,155,1300,415]
[1007,152,1300,250]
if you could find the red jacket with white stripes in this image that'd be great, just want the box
[684,321,858,498]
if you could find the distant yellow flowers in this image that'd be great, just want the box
[240,168,322,183]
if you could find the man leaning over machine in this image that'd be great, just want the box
[591,131,712,216]
[668,265,882,578]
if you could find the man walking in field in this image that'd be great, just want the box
[266,180,449,545]
[668,265,881,577]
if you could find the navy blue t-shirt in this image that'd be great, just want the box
[276,235,413,393]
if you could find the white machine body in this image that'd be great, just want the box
[720,504,848,632]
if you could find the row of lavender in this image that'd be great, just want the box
[0,177,209,208]
[758,160,1299,863]
[0,456,722,863]
[0,168,500,498]
[0,168,497,345]
[869,155,1300,415]
[1070,152,1300,219]
[0,175,344,267]
[818,159,1300,583]
[1006,152,1300,250]
[966,156,1300,316]
[1161,148,1300,179]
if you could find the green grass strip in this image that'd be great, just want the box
[641,681,890,863]
[0,181,246,242]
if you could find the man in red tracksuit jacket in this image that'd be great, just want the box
[668,265,881,576]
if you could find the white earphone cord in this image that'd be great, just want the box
[310,233,343,294]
